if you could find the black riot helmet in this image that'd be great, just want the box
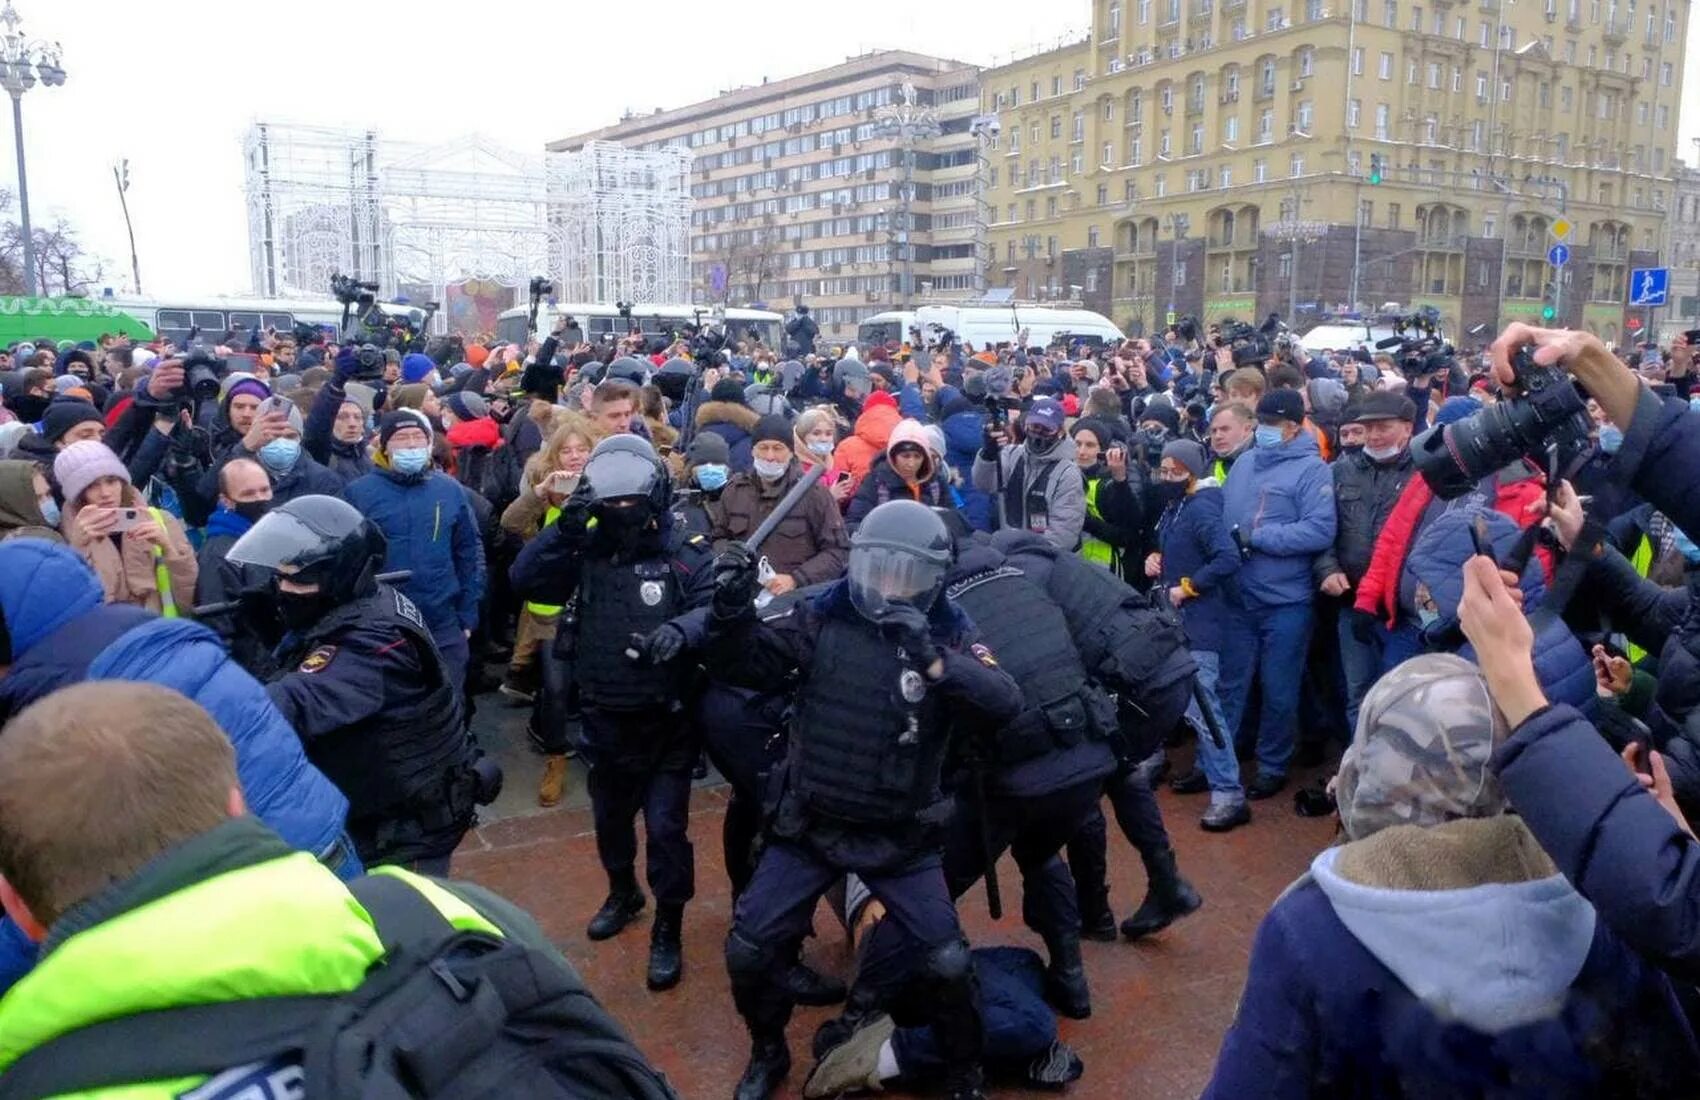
[583,434,671,521]
[607,355,650,385]
[226,494,387,608]
[653,357,694,403]
[847,499,954,623]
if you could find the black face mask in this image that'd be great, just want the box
[1141,427,1171,449]
[277,587,331,632]
[1155,479,1188,503]
[1026,430,1062,456]
[233,499,272,525]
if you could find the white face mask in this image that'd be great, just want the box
[1364,443,1402,462]
[753,457,789,481]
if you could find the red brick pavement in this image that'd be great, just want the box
[450,764,1337,1099]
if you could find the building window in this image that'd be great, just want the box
[1254,157,1268,182]
[1387,203,1401,229]
[1073,111,1085,141]
[1290,152,1305,176]
[1098,183,1109,205]
[1348,98,1361,127]
[1051,115,1062,139]
[1224,115,1240,143]
[1088,226,1101,249]
[1297,100,1314,131]
[1298,47,1315,75]
[1379,51,1393,78]
[1411,4,1423,29]
[1384,0,1397,24]
[1104,99,1115,121]
[1662,61,1674,85]
[1102,141,1114,164]
[1427,61,1441,88]
[1359,198,1372,224]
[1375,102,1390,138]
[1190,123,1204,154]
[1220,164,1233,187]
[1155,174,1168,197]
[1075,69,1088,91]
[1258,108,1274,143]
[1352,47,1364,74]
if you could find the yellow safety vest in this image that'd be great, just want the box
[1080,477,1115,568]
[523,504,565,618]
[146,506,178,619]
[1627,533,1654,664]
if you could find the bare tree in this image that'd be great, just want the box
[0,193,105,297]
[701,226,784,306]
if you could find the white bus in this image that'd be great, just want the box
[494,303,784,352]
[97,293,431,349]
[911,305,1125,352]
[857,311,916,350]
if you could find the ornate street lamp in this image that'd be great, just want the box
[0,1,66,297]
[875,83,941,308]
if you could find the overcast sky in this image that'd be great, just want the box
[14,0,1700,299]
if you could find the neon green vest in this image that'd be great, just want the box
[0,854,499,1094]
[145,507,178,619]
[1080,477,1114,567]
[524,504,565,618]
[1627,533,1655,664]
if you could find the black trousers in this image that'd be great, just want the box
[582,708,696,907]
[1066,762,1174,913]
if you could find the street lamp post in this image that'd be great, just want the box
[1268,218,1329,324]
[1166,212,1189,331]
[875,83,941,310]
[0,2,66,298]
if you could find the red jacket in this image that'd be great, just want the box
[1354,465,1554,626]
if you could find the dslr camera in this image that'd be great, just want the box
[1215,313,1283,367]
[529,275,555,299]
[329,273,379,308]
[1411,343,1592,498]
[1375,308,1454,380]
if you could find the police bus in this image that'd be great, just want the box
[494,302,783,352]
[96,293,373,348]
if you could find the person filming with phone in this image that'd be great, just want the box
[52,439,196,616]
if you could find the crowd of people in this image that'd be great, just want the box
[0,308,1699,1097]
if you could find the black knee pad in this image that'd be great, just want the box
[725,928,774,979]
[925,938,973,984]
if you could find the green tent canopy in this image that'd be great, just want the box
[0,296,154,347]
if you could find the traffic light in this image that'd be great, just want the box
[1541,282,1558,322]
[1368,153,1383,185]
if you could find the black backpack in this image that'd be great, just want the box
[0,874,678,1100]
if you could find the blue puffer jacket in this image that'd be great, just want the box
[345,466,485,636]
[938,389,994,531]
[0,539,354,990]
[1156,481,1241,653]
[1220,431,1336,608]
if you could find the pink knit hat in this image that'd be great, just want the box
[53,439,130,505]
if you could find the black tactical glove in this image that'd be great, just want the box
[881,604,941,672]
[979,426,1002,462]
[556,482,595,546]
[712,544,759,617]
[635,623,685,664]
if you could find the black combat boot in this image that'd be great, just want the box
[812,982,883,1060]
[734,1035,791,1100]
[646,903,683,991]
[586,869,646,941]
[1041,931,1092,1019]
[786,960,847,1006]
[1077,883,1118,942]
[1120,847,1203,940]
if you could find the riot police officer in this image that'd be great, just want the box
[508,434,715,993]
[850,521,1120,1024]
[227,495,499,875]
[642,499,1023,1100]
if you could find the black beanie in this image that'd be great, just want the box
[752,414,792,448]
[710,378,746,404]
[40,400,103,444]
[378,409,433,450]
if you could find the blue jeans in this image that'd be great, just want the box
[1185,650,1241,795]
[1218,601,1314,779]
[1336,614,1388,738]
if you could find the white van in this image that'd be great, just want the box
[911,305,1124,352]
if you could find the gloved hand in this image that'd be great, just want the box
[881,604,941,671]
[556,482,595,545]
[980,426,1002,461]
[333,346,362,381]
[641,624,686,664]
[712,544,760,616]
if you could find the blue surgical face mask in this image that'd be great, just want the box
[1253,425,1286,449]
[807,438,834,457]
[259,437,301,471]
[1675,526,1700,564]
[1689,395,1700,415]
[37,495,58,527]
[1597,424,1624,455]
[390,446,430,475]
[1417,607,1441,629]
[695,464,728,491]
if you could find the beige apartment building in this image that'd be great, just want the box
[549,52,981,344]
[983,0,1686,343]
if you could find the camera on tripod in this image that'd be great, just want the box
[330,273,379,308]
[1374,307,1453,380]
[1411,344,1592,499]
[529,276,554,299]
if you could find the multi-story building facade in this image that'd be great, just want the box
[1665,161,1700,338]
[983,0,1686,344]
[548,51,981,343]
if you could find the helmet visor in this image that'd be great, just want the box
[225,510,329,574]
[584,448,659,502]
[848,544,944,622]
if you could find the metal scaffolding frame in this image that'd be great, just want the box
[243,123,690,307]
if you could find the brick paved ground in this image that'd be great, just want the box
[455,709,1337,1100]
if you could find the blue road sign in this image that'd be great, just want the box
[1629,267,1669,307]
[1547,243,1570,267]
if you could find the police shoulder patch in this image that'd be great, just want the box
[298,645,338,674]
[392,589,427,630]
[970,643,999,668]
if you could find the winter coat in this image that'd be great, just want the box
[832,392,903,496]
[1219,432,1337,608]
[260,450,347,506]
[694,400,761,473]
[1079,463,1146,578]
[192,507,281,676]
[1155,481,1241,653]
[0,459,58,541]
[344,466,485,636]
[301,378,373,484]
[1493,699,1700,985]
[0,539,353,990]
[1207,815,1700,1099]
[972,434,1087,553]
[937,389,995,531]
[846,455,949,531]
[62,484,197,614]
[1355,464,1554,627]
[712,459,848,586]
[445,415,504,494]
[1314,447,1415,585]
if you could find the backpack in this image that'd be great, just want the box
[0,874,678,1100]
